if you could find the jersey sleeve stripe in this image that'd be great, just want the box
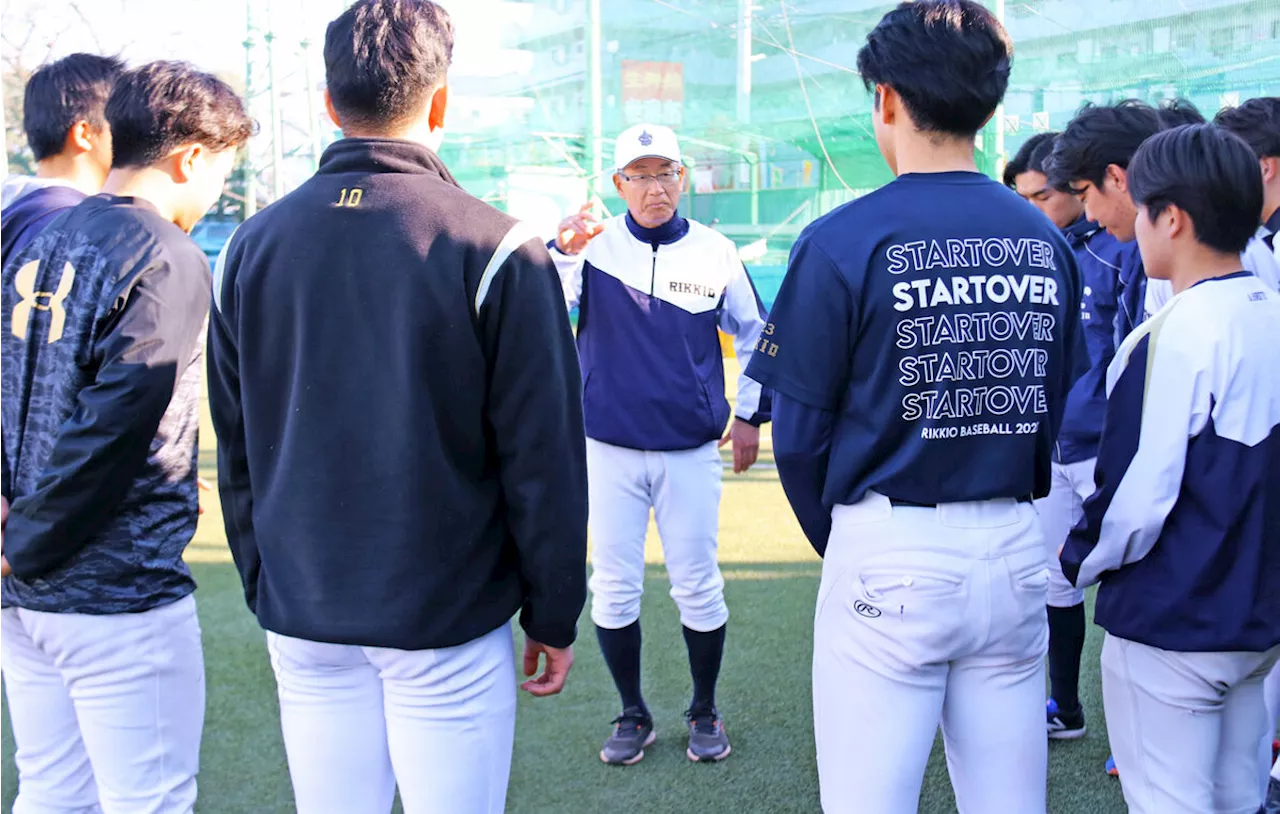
[475,221,542,317]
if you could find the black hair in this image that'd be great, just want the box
[22,53,126,161]
[1045,100,1163,193]
[1128,124,1262,255]
[106,61,254,169]
[1156,98,1206,127]
[1003,132,1058,187]
[324,0,454,131]
[856,0,1012,137]
[1213,97,1280,160]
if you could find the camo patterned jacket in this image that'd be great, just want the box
[1,195,209,613]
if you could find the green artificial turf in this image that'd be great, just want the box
[2,366,1134,813]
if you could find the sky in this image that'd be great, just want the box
[0,0,522,79]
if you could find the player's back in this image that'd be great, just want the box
[1,195,208,612]
[210,137,583,650]
[1092,272,1280,652]
[802,171,1080,506]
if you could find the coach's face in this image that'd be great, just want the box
[1076,165,1138,242]
[1014,170,1083,230]
[615,157,684,229]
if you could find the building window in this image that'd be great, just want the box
[1152,26,1171,53]
[1210,28,1232,57]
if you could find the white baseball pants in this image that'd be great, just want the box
[586,438,728,633]
[266,622,516,814]
[1,595,205,814]
[1034,458,1095,608]
[813,491,1049,814]
[1266,663,1280,782]
[1101,634,1280,814]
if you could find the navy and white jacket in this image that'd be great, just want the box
[551,213,771,451]
[1055,218,1139,464]
[1062,272,1280,652]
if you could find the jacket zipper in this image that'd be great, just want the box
[650,246,658,297]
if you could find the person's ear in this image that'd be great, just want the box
[64,120,94,155]
[428,84,448,131]
[613,172,624,196]
[1260,156,1279,186]
[173,143,205,183]
[324,89,341,128]
[875,84,897,127]
[1106,164,1128,194]
[1165,204,1189,240]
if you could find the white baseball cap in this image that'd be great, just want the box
[614,124,682,172]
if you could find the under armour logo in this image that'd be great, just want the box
[638,130,653,146]
[12,260,75,343]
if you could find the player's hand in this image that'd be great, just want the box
[555,202,604,255]
[720,418,760,474]
[1,556,10,578]
[197,477,213,516]
[521,638,574,697]
[1,495,8,531]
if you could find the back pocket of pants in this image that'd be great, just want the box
[859,568,965,604]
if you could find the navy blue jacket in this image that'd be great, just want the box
[1,184,87,266]
[208,139,588,651]
[1055,219,1139,464]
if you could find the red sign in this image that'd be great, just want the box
[621,60,684,127]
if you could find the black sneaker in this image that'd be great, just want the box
[1265,776,1280,814]
[685,708,731,762]
[1046,698,1086,740]
[600,707,655,766]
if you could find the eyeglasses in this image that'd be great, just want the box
[617,170,682,187]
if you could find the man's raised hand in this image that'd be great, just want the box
[556,202,604,255]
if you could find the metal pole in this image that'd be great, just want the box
[265,0,285,201]
[587,0,603,196]
[993,0,1006,177]
[301,38,322,171]
[243,0,258,218]
[736,0,752,125]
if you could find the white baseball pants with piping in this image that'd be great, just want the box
[586,438,728,633]
[813,491,1049,814]
[1101,634,1280,814]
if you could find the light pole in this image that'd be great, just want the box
[586,0,603,196]
[243,0,258,217]
[993,0,1007,177]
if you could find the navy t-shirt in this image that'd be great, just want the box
[746,171,1081,507]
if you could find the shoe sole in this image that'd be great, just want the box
[687,743,732,763]
[1048,727,1087,741]
[600,730,657,766]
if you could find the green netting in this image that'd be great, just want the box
[4,0,1278,300]
[435,0,1280,304]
